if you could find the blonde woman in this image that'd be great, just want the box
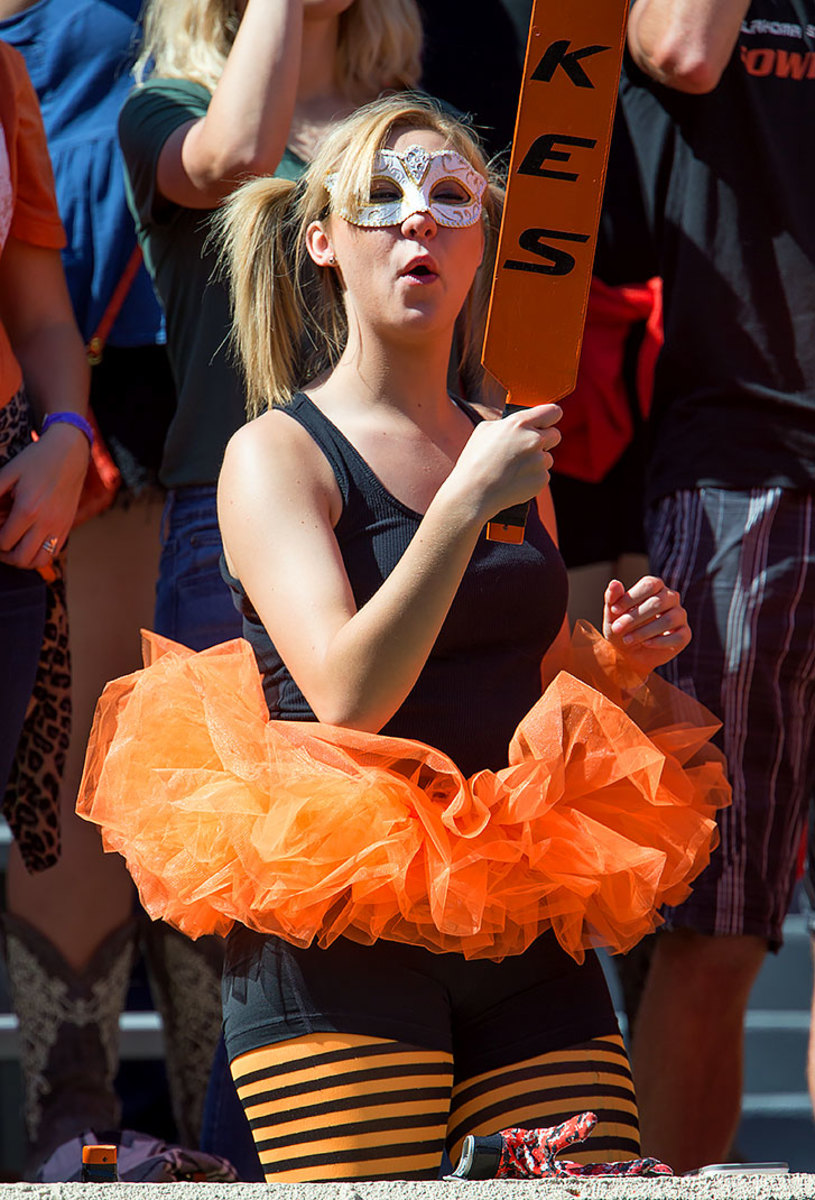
[120,0,422,653]
[82,96,728,1180]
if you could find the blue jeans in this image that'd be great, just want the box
[200,1036,263,1180]
[0,562,46,794]
[153,487,259,1173]
[153,486,242,648]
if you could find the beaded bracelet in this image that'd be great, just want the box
[41,411,95,447]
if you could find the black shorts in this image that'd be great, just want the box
[222,929,619,1081]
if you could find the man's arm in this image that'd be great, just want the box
[627,0,752,93]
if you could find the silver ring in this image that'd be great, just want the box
[41,536,58,555]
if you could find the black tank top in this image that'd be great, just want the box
[223,392,568,776]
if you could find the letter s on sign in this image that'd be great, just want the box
[505,227,590,276]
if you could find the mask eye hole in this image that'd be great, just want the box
[369,176,404,204]
[430,177,474,206]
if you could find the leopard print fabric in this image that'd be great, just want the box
[1,388,70,872]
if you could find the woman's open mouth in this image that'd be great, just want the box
[400,257,439,284]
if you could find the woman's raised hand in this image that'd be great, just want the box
[603,575,691,674]
[446,403,562,524]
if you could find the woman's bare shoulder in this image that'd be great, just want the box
[221,403,340,513]
[225,405,322,471]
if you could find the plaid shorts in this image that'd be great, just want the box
[647,487,815,949]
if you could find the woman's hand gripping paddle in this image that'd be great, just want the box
[482,0,628,543]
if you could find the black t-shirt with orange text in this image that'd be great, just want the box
[621,1,815,502]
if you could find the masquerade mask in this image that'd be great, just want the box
[325,145,487,229]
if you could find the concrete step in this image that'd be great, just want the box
[3,1175,815,1197]
[0,1012,164,1062]
[743,1015,809,1095]
[738,1112,815,1174]
[749,916,813,1011]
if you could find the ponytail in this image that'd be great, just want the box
[217,178,299,414]
[217,171,348,414]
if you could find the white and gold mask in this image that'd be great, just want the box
[326,144,487,229]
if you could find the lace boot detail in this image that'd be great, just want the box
[1,914,136,1176]
[139,918,223,1147]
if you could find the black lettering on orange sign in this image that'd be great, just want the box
[531,40,610,88]
[518,133,598,182]
[504,228,590,276]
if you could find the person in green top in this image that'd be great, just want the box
[109,0,424,1172]
[119,0,424,655]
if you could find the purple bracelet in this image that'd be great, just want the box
[41,411,95,447]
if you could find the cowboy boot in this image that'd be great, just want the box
[1,913,135,1178]
[139,917,223,1148]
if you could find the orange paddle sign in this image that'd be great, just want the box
[483,0,628,543]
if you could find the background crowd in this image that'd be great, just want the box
[0,0,813,1183]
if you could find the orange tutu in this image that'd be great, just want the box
[77,624,730,963]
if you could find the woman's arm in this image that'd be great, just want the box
[155,0,305,209]
[218,402,562,732]
[0,238,90,569]
[628,0,751,93]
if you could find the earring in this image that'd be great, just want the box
[328,254,336,266]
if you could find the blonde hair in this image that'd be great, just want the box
[216,95,503,416]
[135,0,422,96]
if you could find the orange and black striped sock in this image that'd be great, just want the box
[447,1033,640,1168]
[231,1033,454,1182]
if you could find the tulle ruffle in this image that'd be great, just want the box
[77,626,730,963]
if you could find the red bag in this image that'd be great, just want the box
[555,276,663,484]
[72,245,144,526]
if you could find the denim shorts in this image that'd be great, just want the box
[153,485,242,650]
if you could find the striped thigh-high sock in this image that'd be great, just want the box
[230,1033,454,1182]
[447,1033,640,1167]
